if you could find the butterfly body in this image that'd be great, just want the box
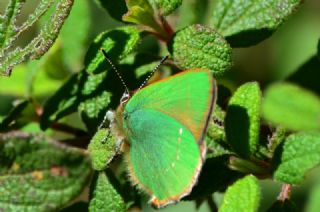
[111,69,216,208]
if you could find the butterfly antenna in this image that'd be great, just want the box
[101,49,129,93]
[137,55,169,91]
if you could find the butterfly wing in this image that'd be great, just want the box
[123,69,216,207]
[125,109,202,207]
[126,69,216,144]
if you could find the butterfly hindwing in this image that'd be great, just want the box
[124,109,201,207]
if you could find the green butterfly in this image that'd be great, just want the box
[104,53,216,208]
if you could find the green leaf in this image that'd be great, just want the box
[225,82,261,157]
[88,128,120,170]
[220,175,261,212]
[211,0,303,47]
[89,171,126,212]
[170,24,232,76]
[84,26,141,74]
[0,132,91,211]
[78,72,112,132]
[40,70,115,132]
[94,0,127,21]
[273,132,320,184]
[0,100,30,132]
[206,105,231,158]
[306,182,320,212]
[149,0,182,16]
[122,0,155,26]
[0,0,74,76]
[262,83,320,131]
[40,73,80,130]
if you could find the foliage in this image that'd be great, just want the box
[1,0,319,211]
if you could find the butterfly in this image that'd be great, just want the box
[102,50,217,208]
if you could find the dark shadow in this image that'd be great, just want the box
[287,55,320,95]
[217,84,232,110]
[226,28,274,48]
[266,199,299,212]
[184,155,243,200]
[95,0,127,22]
[60,202,89,212]
[270,141,285,173]
[225,105,250,157]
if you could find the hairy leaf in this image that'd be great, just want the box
[84,26,141,74]
[225,82,261,157]
[149,0,182,15]
[0,132,91,211]
[220,175,261,212]
[88,129,120,170]
[0,0,74,76]
[273,132,320,184]
[212,0,303,47]
[262,83,320,131]
[89,171,126,212]
[171,24,232,76]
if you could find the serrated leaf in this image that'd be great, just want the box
[171,24,232,76]
[89,171,126,212]
[88,129,120,171]
[0,132,91,211]
[84,26,141,74]
[306,182,320,212]
[262,83,320,131]
[0,0,74,76]
[219,175,261,212]
[225,82,261,157]
[149,0,182,16]
[94,0,127,21]
[273,132,320,184]
[211,0,303,47]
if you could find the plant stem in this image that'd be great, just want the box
[277,184,292,202]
